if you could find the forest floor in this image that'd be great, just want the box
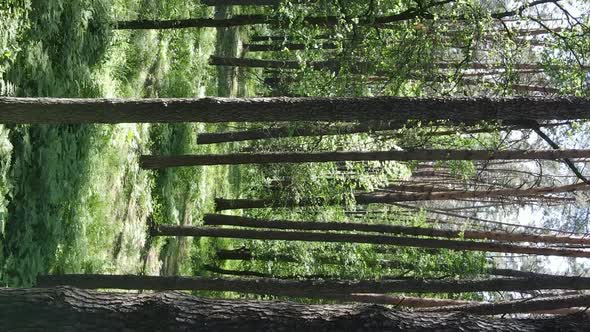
[0,1,252,287]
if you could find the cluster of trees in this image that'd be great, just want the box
[3,0,590,330]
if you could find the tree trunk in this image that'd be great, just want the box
[3,96,590,124]
[37,273,590,294]
[202,0,278,5]
[392,202,579,235]
[421,294,590,316]
[197,121,568,144]
[354,183,589,203]
[209,56,339,69]
[211,56,589,72]
[487,268,563,278]
[215,247,299,262]
[203,214,590,246]
[139,149,590,168]
[112,2,555,29]
[5,287,589,331]
[150,225,590,258]
[196,121,406,144]
[250,33,333,42]
[204,264,336,280]
[244,42,338,52]
[212,198,580,234]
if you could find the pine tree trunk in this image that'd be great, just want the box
[203,214,590,246]
[250,33,332,42]
[211,56,588,72]
[421,293,590,316]
[197,121,406,144]
[5,287,588,331]
[209,56,338,69]
[113,2,554,30]
[3,96,590,124]
[215,248,300,262]
[202,0,278,5]
[150,225,590,258]
[354,183,590,203]
[244,42,338,52]
[37,273,590,294]
[139,149,590,168]
[197,121,567,144]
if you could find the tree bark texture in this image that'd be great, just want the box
[244,42,338,52]
[139,149,590,168]
[354,183,589,203]
[37,273,590,294]
[2,96,590,124]
[203,214,590,246]
[421,294,590,316]
[150,225,590,258]
[249,34,333,42]
[211,56,589,72]
[113,1,558,29]
[202,0,278,5]
[196,121,407,144]
[209,56,339,69]
[197,121,561,144]
[5,287,589,331]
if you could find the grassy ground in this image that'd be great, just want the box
[0,0,246,286]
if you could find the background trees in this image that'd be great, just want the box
[1,0,590,328]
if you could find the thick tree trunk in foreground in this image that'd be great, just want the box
[203,214,590,246]
[37,273,590,294]
[197,121,406,144]
[5,287,588,331]
[2,96,590,124]
[150,225,590,258]
[139,149,590,168]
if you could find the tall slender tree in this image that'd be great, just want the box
[203,214,590,246]
[150,225,590,258]
[140,149,590,168]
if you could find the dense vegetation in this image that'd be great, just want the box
[1,0,588,313]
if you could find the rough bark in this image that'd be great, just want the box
[487,268,563,279]
[209,56,339,69]
[212,197,575,233]
[250,34,333,42]
[202,0,278,5]
[215,248,299,262]
[211,57,589,72]
[37,273,590,294]
[212,198,578,234]
[197,121,407,144]
[139,149,590,168]
[3,96,590,124]
[244,42,338,52]
[113,1,556,29]
[150,225,590,258]
[354,183,590,203]
[203,214,590,246]
[197,121,568,144]
[421,294,590,315]
[5,287,589,331]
